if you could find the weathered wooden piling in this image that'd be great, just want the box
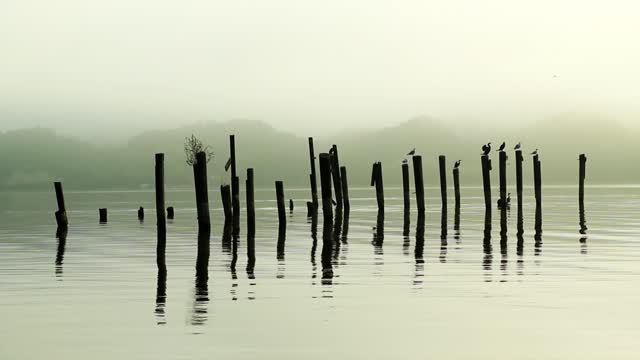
[166,206,174,220]
[340,166,350,211]
[308,137,319,216]
[289,199,294,213]
[53,181,68,228]
[330,145,343,209]
[453,165,461,210]
[439,155,447,209]
[229,135,240,234]
[138,207,144,221]
[220,184,232,221]
[371,162,384,213]
[99,208,108,223]
[155,153,166,270]
[246,168,255,233]
[533,154,542,208]
[275,181,286,226]
[193,151,211,231]
[579,154,587,209]
[402,162,410,214]
[481,155,492,213]
[499,150,507,206]
[318,153,333,221]
[412,156,425,213]
[515,149,524,211]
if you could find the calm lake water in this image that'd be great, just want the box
[1,185,640,359]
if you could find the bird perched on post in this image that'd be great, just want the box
[481,143,492,155]
[402,159,408,164]
[514,142,521,151]
[454,160,461,169]
[531,149,539,156]
[497,142,506,152]
[407,148,416,156]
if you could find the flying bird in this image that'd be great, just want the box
[454,160,461,168]
[224,157,232,171]
[514,142,521,150]
[531,149,539,156]
[481,143,492,155]
[407,148,416,156]
[497,142,506,152]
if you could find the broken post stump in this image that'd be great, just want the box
[579,154,587,211]
[318,153,333,221]
[53,181,68,228]
[166,206,174,220]
[193,151,211,231]
[99,208,108,223]
[412,155,425,214]
[138,207,144,221]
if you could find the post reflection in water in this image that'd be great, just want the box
[321,214,334,287]
[517,205,525,276]
[534,204,543,256]
[454,204,461,248]
[277,223,286,279]
[403,211,411,255]
[332,208,343,263]
[246,222,256,300]
[155,268,167,325]
[55,227,67,279]
[372,210,385,271]
[482,210,493,282]
[221,220,232,255]
[192,229,210,329]
[310,214,318,280]
[413,213,425,286]
[440,207,448,263]
[579,198,588,254]
[339,209,350,265]
[499,207,508,277]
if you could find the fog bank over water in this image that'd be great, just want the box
[2,0,640,138]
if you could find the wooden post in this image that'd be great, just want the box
[412,156,425,213]
[220,184,232,221]
[533,154,542,208]
[246,168,255,233]
[275,181,286,226]
[318,153,333,221]
[99,208,108,223]
[138,207,144,221]
[330,145,343,209]
[481,155,492,213]
[308,137,319,215]
[515,150,524,211]
[579,154,587,210]
[289,199,294,213]
[402,162,410,215]
[229,135,240,234]
[53,182,69,228]
[499,150,507,206]
[371,162,384,213]
[340,166,350,211]
[453,166,461,210]
[166,206,174,220]
[439,155,447,209]
[155,153,166,270]
[193,151,211,231]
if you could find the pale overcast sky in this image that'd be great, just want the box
[1,0,640,135]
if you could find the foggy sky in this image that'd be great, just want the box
[2,0,640,136]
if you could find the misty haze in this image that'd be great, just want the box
[2,1,640,359]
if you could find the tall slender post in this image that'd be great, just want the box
[515,150,524,211]
[453,166,461,210]
[193,151,211,231]
[275,181,286,227]
[402,162,410,214]
[371,162,384,213]
[308,137,319,214]
[246,168,255,233]
[340,166,350,211]
[330,145,343,209]
[229,135,240,234]
[579,154,587,210]
[499,151,507,206]
[533,154,542,208]
[412,156,425,213]
[155,153,166,270]
[439,155,447,209]
[318,153,333,221]
[53,181,68,228]
[481,155,492,214]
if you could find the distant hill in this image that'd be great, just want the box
[0,114,637,191]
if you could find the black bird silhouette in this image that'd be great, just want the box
[481,142,492,155]
[514,142,521,150]
[454,160,461,168]
[531,149,538,156]
[332,199,337,206]
[402,159,408,164]
[497,142,506,152]
[224,157,232,171]
[407,148,416,156]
